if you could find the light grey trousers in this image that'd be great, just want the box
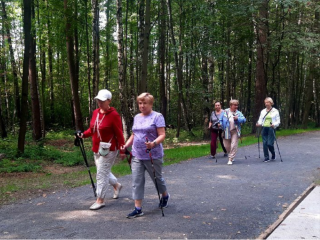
[131,156,167,200]
[94,151,118,199]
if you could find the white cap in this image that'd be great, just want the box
[94,89,112,101]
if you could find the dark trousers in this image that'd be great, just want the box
[262,127,275,160]
[210,129,227,156]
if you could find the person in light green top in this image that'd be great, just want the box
[256,97,281,162]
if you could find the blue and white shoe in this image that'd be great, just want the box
[159,193,170,208]
[127,207,144,219]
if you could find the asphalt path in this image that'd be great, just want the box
[1,131,319,239]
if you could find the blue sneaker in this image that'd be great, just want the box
[127,207,144,219]
[159,193,170,208]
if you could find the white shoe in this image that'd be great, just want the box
[113,183,122,199]
[227,160,233,165]
[90,202,105,210]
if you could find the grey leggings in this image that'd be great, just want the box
[131,156,167,200]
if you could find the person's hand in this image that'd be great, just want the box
[233,115,238,121]
[145,141,155,150]
[120,145,126,152]
[77,132,83,138]
[256,123,261,127]
[270,124,274,129]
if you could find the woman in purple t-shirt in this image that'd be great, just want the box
[122,93,170,219]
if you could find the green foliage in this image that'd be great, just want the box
[0,158,42,173]
[0,130,95,172]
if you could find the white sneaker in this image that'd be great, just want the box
[227,160,233,165]
[89,202,105,210]
[113,183,122,199]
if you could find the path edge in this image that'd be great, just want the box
[256,183,316,239]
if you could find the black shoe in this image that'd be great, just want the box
[159,193,170,208]
[127,207,144,219]
[264,159,270,162]
[224,153,228,157]
[271,156,276,161]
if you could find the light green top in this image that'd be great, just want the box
[263,113,272,127]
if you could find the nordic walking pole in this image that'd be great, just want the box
[271,127,283,162]
[257,126,261,159]
[146,137,164,217]
[236,126,247,160]
[75,132,97,197]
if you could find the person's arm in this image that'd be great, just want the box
[256,110,265,127]
[145,127,165,150]
[124,134,134,149]
[237,111,246,124]
[112,113,126,156]
[271,109,280,128]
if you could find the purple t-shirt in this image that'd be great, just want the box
[132,111,166,160]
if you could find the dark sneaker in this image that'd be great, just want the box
[264,159,270,163]
[159,193,170,208]
[224,153,228,157]
[271,156,276,161]
[127,208,144,219]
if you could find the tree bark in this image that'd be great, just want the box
[1,1,20,119]
[138,0,151,93]
[92,0,99,107]
[18,0,32,154]
[252,0,269,133]
[29,1,42,140]
[159,0,167,121]
[64,0,83,131]
[167,0,194,137]
[116,0,132,138]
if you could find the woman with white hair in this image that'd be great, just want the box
[78,89,126,210]
[256,97,281,162]
[219,99,246,165]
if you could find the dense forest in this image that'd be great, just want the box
[0,0,319,153]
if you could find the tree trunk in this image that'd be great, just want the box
[18,0,32,154]
[29,1,42,140]
[202,55,210,140]
[167,0,194,137]
[47,0,54,124]
[116,0,132,138]
[64,0,83,131]
[84,0,92,114]
[138,0,151,93]
[92,0,100,106]
[159,0,167,121]
[1,1,20,119]
[252,0,268,133]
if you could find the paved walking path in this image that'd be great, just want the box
[266,185,320,239]
[0,131,319,239]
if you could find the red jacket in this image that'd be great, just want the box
[83,107,125,153]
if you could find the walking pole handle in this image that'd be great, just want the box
[145,137,151,153]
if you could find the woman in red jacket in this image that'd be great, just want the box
[79,89,126,210]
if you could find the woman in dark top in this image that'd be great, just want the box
[208,101,227,158]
